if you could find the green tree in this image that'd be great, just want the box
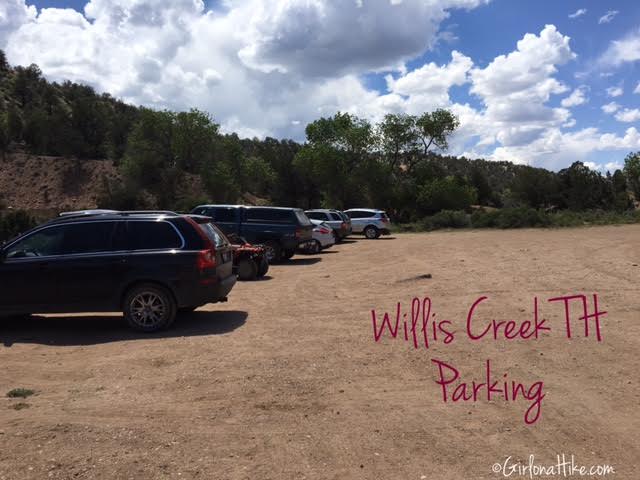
[417,176,477,215]
[121,109,175,187]
[172,109,219,172]
[378,113,419,170]
[623,152,640,199]
[415,109,459,154]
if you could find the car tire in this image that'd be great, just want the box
[238,257,258,280]
[308,240,321,254]
[264,241,282,263]
[257,257,269,277]
[364,225,380,239]
[123,283,176,332]
[282,249,295,260]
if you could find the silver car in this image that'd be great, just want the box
[304,209,351,241]
[344,209,392,239]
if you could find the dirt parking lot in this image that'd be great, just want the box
[1,225,639,479]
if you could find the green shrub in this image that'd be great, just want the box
[425,210,470,229]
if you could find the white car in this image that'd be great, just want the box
[344,209,392,239]
[305,219,336,253]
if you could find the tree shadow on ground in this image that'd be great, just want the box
[0,310,248,347]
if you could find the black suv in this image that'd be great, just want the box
[0,211,236,332]
[190,205,313,262]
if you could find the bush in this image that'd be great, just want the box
[471,207,550,229]
[424,210,470,230]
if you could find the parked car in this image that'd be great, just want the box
[344,209,392,239]
[303,219,336,254]
[0,211,237,332]
[190,205,313,263]
[304,209,352,241]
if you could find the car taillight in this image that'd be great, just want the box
[340,222,346,229]
[319,227,331,234]
[295,228,306,238]
[196,249,216,271]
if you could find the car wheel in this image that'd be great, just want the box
[308,240,321,254]
[238,258,258,280]
[364,225,380,239]
[124,283,176,332]
[257,257,269,277]
[263,241,282,263]
[282,249,295,260]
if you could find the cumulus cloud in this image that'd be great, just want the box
[602,102,620,114]
[568,8,586,19]
[561,86,588,107]
[235,0,489,77]
[0,0,36,46]
[600,29,640,66]
[606,86,623,97]
[598,10,619,24]
[615,108,640,123]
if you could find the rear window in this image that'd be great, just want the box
[127,221,183,250]
[329,213,342,221]
[199,222,228,248]
[246,208,293,223]
[294,210,312,226]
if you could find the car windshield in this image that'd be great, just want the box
[199,222,229,248]
[294,210,312,226]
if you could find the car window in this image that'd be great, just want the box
[199,222,229,248]
[213,208,236,222]
[5,226,66,258]
[329,213,341,221]
[347,210,366,219]
[58,222,119,255]
[126,221,183,250]
[246,208,292,223]
[306,212,324,220]
[294,210,312,226]
[192,207,209,216]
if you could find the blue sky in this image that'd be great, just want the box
[2,0,639,170]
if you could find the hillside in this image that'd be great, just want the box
[0,153,119,214]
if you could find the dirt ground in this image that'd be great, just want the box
[1,226,638,479]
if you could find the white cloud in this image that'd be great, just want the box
[602,102,620,114]
[561,86,588,107]
[568,8,587,19]
[614,108,640,123]
[600,29,640,66]
[0,0,36,46]
[598,10,619,24]
[606,86,623,97]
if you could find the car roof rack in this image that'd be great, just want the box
[53,210,180,223]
